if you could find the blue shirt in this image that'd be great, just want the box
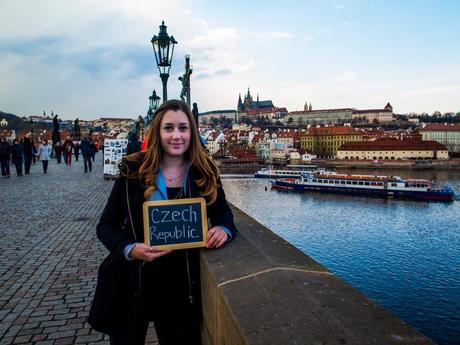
[123,168,232,259]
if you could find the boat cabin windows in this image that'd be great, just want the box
[364,181,370,186]
[391,183,397,187]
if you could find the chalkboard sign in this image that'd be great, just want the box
[143,198,208,250]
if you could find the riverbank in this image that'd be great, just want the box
[219,159,460,174]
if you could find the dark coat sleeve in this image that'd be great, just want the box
[207,178,237,237]
[96,176,137,255]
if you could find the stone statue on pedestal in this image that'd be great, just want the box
[179,55,193,107]
[73,118,81,141]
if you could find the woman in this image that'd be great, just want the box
[89,100,236,344]
[11,139,24,177]
[37,139,52,173]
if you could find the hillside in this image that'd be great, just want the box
[0,111,28,130]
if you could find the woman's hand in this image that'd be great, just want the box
[206,226,228,249]
[129,243,172,262]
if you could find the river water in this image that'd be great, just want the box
[221,169,460,345]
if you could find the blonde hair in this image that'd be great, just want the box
[125,100,219,204]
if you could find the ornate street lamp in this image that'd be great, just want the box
[149,89,161,110]
[146,89,161,124]
[151,21,177,102]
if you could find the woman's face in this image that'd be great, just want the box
[159,110,191,159]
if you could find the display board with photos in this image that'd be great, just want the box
[103,139,128,178]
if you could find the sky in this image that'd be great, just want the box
[0,0,459,120]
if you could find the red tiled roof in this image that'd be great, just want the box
[340,139,447,151]
[419,124,460,131]
[304,126,362,136]
[353,109,391,114]
[99,117,133,121]
[290,108,353,115]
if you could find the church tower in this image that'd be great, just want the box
[244,88,253,109]
[237,93,243,111]
[384,102,393,112]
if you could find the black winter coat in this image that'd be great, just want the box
[0,142,11,160]
[88,154,237,336]
[11,144,23,164]
[21,138,33,156]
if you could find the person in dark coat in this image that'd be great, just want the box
[90,141,97,162]
[88,100,236,345]
[54,141,62,164]
[74,141,80,161]
[21,133,33,174]
[80,135,93,173]
[126,131,141,155]
[11,139,24,176]
[63,136,74,165]
[0,136,11,177]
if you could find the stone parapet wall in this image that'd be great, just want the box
[200,205,435,344]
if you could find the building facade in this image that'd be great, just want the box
[300,126,363,158]
[351,103,394,123]
[336,138,449,160]
[199,110,238,124]
[418,124,460,153]
[288,108,354,125]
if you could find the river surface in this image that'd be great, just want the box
[221,169,460,345]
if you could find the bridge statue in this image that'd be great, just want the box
[52,114,60,145]
[73,118,81,141]
[179,55,193,107]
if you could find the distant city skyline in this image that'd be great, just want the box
[1,0,459,120]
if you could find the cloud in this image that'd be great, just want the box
[257,32,293,41]
[332,72,359,82]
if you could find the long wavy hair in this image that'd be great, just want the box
[125,99,219,204]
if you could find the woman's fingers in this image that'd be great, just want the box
[206,227,228,249]
[130,244,172,262]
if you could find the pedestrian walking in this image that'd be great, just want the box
[0,136,11,177]
[63,136,74,165]
[37,140,52,173]
[21,133,33,174]
[11,139,24,177]
[88,100,236,344]
[54,141,62,164]
[74,141,80,161]
[80,135,93,173]
[90,141,97,162]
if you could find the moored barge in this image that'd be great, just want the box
[271,171,455,202]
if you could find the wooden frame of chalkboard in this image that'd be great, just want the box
[143,197,208,250]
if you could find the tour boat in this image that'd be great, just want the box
[271,171,455,202]
[255,165,318,178]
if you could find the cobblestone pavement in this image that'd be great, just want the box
[0,154,158,344]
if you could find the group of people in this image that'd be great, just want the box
[0,133,100,176]
[1,133,37,176]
